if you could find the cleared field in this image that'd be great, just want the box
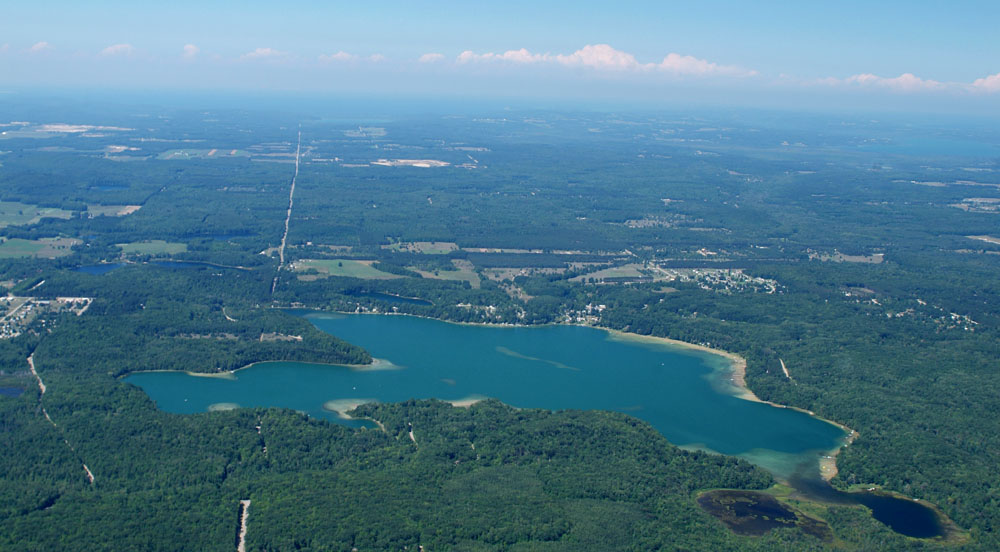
[118,240,188,255]
[157,149,250,160]
[383,241,459,254]
[37,238,82,259]
[809,251,884,264]
[0,201,74,228]
[570,263,649,282]
[414,260,480,288]
[0,239,44,258]
[292,259,402,280]
[482,267,567,281]
[371,159,450,168]
[87,204,142,217]
[0,237,80,259]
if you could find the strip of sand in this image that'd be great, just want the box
[443,395,487,408]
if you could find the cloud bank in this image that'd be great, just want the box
[241,47,287,60]
[99,43,134,57]
[454,44,755,77]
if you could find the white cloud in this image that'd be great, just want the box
[318,51,356,62]
[241,47,287,60]
[318,51,384,63]
[28,41,52,53]
[843,72,943,92]
[556,44,640,70]
[971,72,1000,93]
[99,43,134,57]
[453,44,755,77]
[656,52,756,76]
[418,52,445,63]
[182,44,199,58]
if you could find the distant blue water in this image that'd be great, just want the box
[0,387,25,398]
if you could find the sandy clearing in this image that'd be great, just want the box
[237,500,251,552]
[444,396,486,408]
[28,353,45,395]
[780,358,791,380]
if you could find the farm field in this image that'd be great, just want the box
[87,204,142,217]
[117,240,188,256]
[292,259,403,280]
[383,241,459,254]
[413,260,481,288]
[0,201,73,228]
[0,237,80,259]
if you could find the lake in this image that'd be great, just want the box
[126,312,845,481]
[74,263,126,275]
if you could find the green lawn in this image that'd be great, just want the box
[415,260,481,288]
[0,201,73,228]
[294,259,402,279]
[571,263,646,282]
[118,240,188,256]
[0,239,45,258]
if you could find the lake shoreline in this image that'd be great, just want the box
[599,327,856,483]
[303,308,857,483]
[136,307,858,483]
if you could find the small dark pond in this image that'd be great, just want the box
[152,261,205,269]
[0,387,25,398]
[74,263,126,275]
[789,475,946,539]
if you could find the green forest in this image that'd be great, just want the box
[0,104,998,549]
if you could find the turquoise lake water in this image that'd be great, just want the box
[125,312,846,480]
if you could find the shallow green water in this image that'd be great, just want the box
[125,312,846,480]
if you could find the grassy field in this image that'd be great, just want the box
[571,263,649,282]
[383,241,459,254]
[414,259,480,288]
[0,239,43,258]
[293,259,402,280]
[0,201,74,228]
[0,237,80,259]
[36,238,82,259]
[118,240,188,256]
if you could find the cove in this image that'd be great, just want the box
[126,312,846,481]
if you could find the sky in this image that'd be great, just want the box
[2,0,999,113]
